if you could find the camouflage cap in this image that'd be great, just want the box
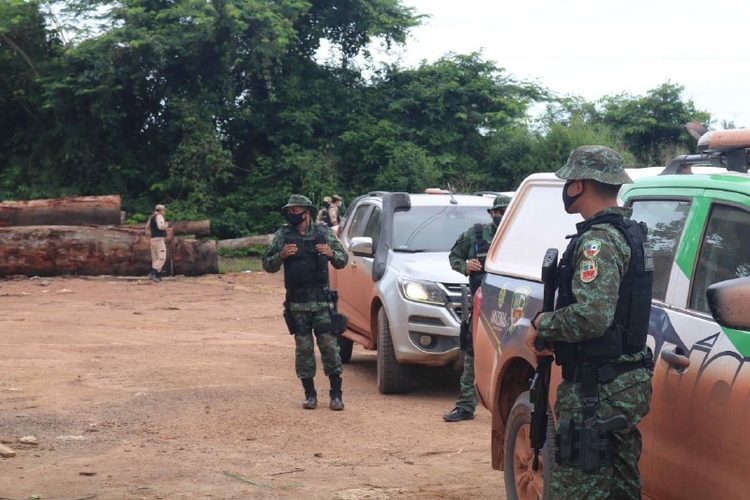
[322,196,332,204]
[555,145,633,185]
[281,194,316,212]
[488,194,511,213]
[154,204,165,212]
[332,194,343,202]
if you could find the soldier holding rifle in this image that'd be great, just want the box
[526,146,654,499]
[443,194,510,422]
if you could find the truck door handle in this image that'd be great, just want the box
[660,347,690,372]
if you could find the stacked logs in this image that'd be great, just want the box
[0,195,218,277]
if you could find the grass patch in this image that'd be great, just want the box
[219,256,263,274]
[217,245,266,274]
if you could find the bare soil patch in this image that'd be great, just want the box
[0,272,505,499]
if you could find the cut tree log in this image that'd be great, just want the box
[0,195,121,227]
[171,238,218,276]
[217,235,273,250]
[170,220,210,237]
[0,226,217,277]
[114,221,211,237]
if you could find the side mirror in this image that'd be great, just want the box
[373,192,411,282]
[706,276,750,330]
[350,236,374,257]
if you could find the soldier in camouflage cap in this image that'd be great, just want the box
[281,194,317,213]
[487,194,511,214]
[555,146,632,215]
[556,145,633,185]
[443,193,512,422]
[527,145,654,498]
[263,194,349,411]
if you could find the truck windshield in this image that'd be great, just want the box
[393,205,489,252]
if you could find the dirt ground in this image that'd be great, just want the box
[0,272,507,500]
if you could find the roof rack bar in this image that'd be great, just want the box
[660,151,749,175]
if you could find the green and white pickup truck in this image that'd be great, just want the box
[473,129,750,499]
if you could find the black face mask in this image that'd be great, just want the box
[285,211,306,227]
[562,180,583,213]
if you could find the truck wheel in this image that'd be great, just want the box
[376,307,410,394]
[338,336,354,364]
[503,391,554,500]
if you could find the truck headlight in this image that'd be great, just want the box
[399,279,448,305]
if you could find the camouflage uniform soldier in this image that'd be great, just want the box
[443,194,511,422]
[262,194,349,411]
[527,146,654,499]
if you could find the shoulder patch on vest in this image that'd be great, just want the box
[580,259,598,283]
[582,239,602,259]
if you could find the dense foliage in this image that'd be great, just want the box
[0,0,715,237]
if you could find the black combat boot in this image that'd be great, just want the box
[329,374,344,411]
[301,378,317,409]
[149,269,162,282]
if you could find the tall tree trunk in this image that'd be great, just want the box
[0,195,121,226]
[0,226,217,277]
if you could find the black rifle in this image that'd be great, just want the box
[282,302,297,335]
[327,289,348,336]
[459,284,473,355]
[468,223,489,294]
[529,247,558,471]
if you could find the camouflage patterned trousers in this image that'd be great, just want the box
[550,367,652,500]
[291,308,342,380]
[454,353,477,413]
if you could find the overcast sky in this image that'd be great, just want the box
[383,0,749,128]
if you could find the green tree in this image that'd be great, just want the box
[0,0,419,234]
[0,0,64,198]
[598,82,710,165]
[343,52,545,193]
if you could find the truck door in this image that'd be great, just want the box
[635,197,750,499]
[336,202,377,333]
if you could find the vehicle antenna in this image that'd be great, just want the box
[446,183,458,204]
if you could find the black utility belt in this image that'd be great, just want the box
[562,359,647,385]
[286,288,330,303]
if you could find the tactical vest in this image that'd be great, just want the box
[149,216,167,238]
[282,224,329,292]
[554,213,653,364]
[318,207,332,227]
[469,223,491,294]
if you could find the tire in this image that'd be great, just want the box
[376,307,410,394]
[339,336,354,364]
[503,391,554,500]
